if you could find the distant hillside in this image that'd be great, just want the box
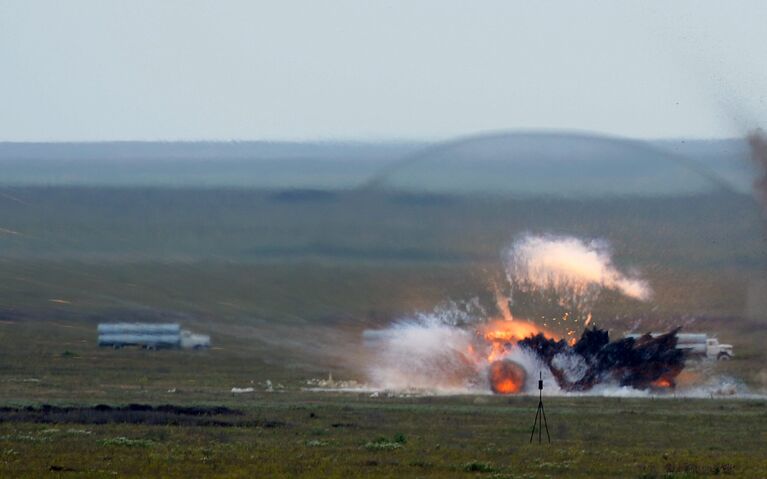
[0,141,420,189]
[0,135,756,194]
[0,141,422,161]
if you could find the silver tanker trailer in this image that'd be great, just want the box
[97,323,210,350]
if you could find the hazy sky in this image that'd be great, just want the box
[1,1,765,141]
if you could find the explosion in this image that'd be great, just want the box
[365,317,686,395]
[481,319,556,362]
[488,359,526,394]
[481,320,684,394]
[480,319,555,393]
[359,234,694,396]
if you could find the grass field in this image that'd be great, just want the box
[0,395,765,478]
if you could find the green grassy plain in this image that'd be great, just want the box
[0,395,765,478]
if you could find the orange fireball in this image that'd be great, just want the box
[481,319,557,362]
[483,319,549,341]
[489,359,527,394]
[651,377,674,388]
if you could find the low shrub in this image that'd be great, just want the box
[463,461,496,473]
[364,435,405,451]
[99,436,154,448]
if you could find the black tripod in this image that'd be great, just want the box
[529,371,551,444]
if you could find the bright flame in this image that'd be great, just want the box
[480,319,557,362]
[489,359,526,394]
[652,377,673,388]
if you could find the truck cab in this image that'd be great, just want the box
[707,338,733,360]
[181,330,211,349]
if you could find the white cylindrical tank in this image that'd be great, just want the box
[97,323,181,335]
[675,334,708,355]
[675,333,708,344]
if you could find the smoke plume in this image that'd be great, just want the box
[362,313,479,392]
[518,328,684,391]
[505,234,652,304]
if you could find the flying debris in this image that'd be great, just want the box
[517,328,685,392]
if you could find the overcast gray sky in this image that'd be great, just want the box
[1,1,765,141]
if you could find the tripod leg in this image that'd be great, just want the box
[529,406,540,443]
[538,402,542,444]
[540,403,551,444]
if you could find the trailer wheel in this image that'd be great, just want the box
[717,352,731,360]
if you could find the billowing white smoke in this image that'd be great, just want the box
[505,234,652,303]
[362,312,479,392]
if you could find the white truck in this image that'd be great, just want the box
[625,332,733,360]
[98,323,210,350]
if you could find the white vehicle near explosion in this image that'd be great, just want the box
[625,332,733,360]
